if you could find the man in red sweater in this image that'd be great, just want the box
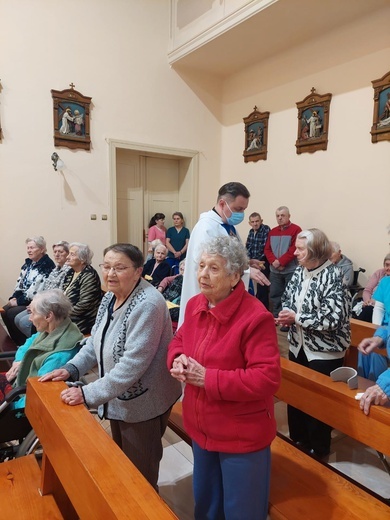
[265,206,301,330]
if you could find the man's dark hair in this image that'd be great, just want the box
[249,212,261,220]
[217,182,250,202]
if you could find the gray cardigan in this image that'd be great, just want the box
[65,279,181,422]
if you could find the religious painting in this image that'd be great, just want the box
[370,70,390,143]
[51,83,92,150]
[295,88,332,154]
[243,106,270,163]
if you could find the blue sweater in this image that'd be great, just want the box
[374,324,390,397]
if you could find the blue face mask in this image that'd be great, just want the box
[223,201,245,226]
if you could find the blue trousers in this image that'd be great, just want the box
[357,351,388,381]
[192,441,271,520]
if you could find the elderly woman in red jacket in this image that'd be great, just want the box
[168,236,280,520]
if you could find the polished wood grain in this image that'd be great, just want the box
[25,377,178,520]
[0,455,63,519]
[276,357,390,456]
[270,436,390,520]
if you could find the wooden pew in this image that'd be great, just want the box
[0,377,178,520]
[350,318,380,347]
[269,435,390,520]
[270,357,390,518]
[344,318,386,369]
[276,357,390,456]
[168,358,390,519]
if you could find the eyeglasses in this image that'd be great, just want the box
[99,264,133,274]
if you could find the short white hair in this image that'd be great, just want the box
[330,241,341,253]
[32,289,73,320]
[26,236,47,252]
[69,242,93,264]
[199,236,249,276]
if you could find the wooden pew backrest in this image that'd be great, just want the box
[276,357,390,457]
[25,377,177,520]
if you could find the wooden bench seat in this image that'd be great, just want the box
[269,435,390,520]
[0,377,179,520]
[0,455,62,519]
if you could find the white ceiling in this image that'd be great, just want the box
[171,0,390,78]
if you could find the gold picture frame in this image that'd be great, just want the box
[51,83,92,150]
[243,106,270,163]
[296,88,332,155]
[370,70,390,144]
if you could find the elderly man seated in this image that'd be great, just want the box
[329,241,353,287]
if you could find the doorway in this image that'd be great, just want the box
[108,140,199,256]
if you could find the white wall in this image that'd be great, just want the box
[0,0,222,303]
[1,0,389,305]
[219,14,390,282]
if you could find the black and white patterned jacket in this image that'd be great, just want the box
[281,261,351,358]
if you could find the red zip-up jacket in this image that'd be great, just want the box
[167,281,280,453]
[264,221,302,272]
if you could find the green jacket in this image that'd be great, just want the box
[16,318,83,387]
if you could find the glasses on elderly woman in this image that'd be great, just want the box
[99,264,133,274]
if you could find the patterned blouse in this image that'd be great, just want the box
[62,265,102,334]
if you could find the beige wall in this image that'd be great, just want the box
[0,0,222,302]
[219,10,390,283]
[1,0,389,305]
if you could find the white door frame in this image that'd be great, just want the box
[108,139,199,244]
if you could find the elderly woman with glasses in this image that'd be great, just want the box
[276,228,350,458]
[62,242,102,335]
[2,236,55,345]
[168,236,280,520]
[40,243,181,491]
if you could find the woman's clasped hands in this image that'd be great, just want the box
[170,354,206,387]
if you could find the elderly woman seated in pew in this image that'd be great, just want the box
[39,243,181,492]
[142,243,171,287]
[353,253,390,323]
[277,228,350,459]
[62,242,103,334]
[14,240,71,342]
[359,321,390,415]
[168,236,280,520]
[1,236,55,346]
[157,259,185,323]
[357,256,390,381]
[0,289,83,407]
